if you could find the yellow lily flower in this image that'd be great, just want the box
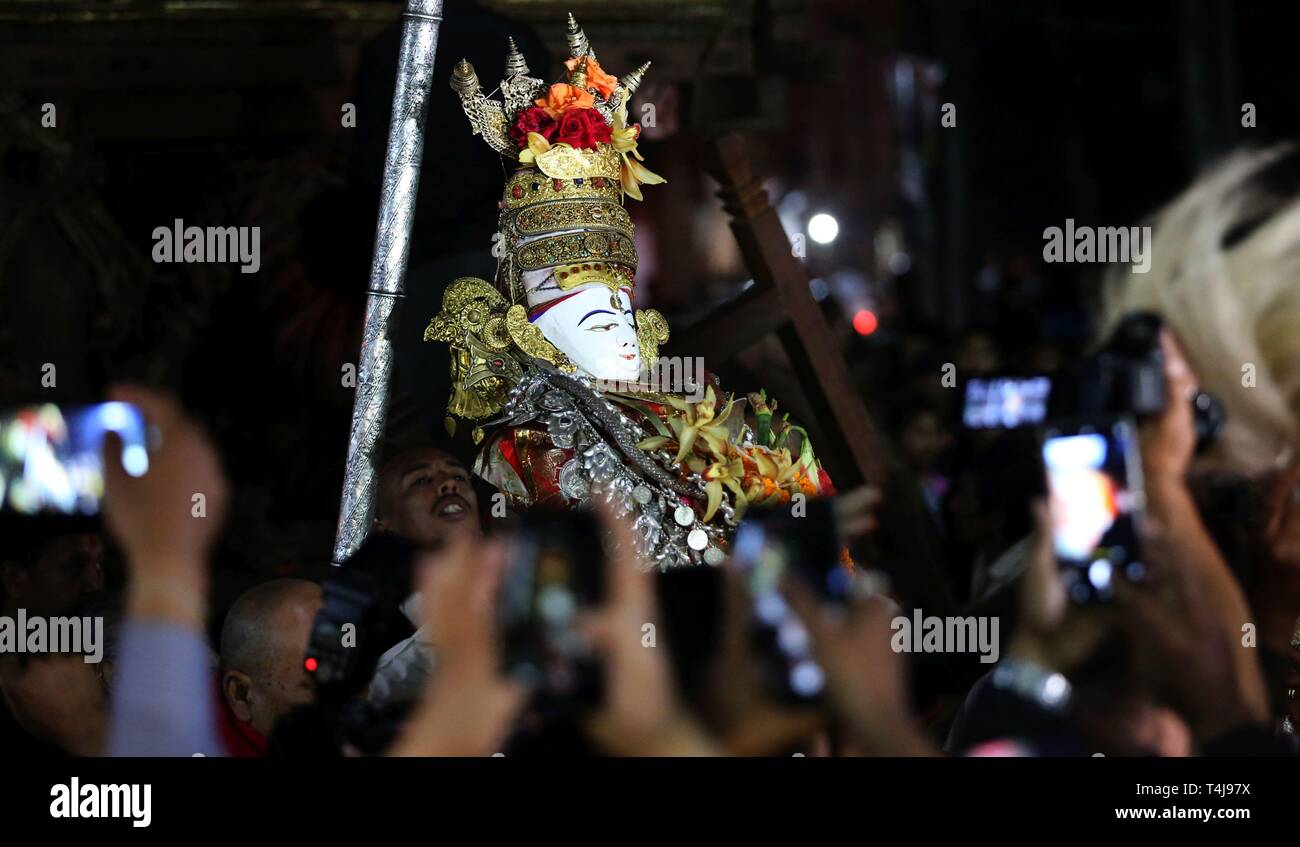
[666,385,716,463]
[612,101,666,201]
[750,447,780,481]
[696,396,741,457]
[517,132,553,166]
[702,456,747,522]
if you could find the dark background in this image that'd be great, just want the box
[1,0,1294,601]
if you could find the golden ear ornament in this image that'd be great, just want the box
[505,304,576,372]
[635,308,670,364]
[425,277,529,425]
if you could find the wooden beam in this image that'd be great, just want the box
[666,285,782,366]
[679,131,886,488]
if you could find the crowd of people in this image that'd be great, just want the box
[3,146,1300,758]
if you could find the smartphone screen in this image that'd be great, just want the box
[1041,417,1146,603]
[0,402,151,517]
[729,500,846,703]
[498,509,605,703]
[964,376,1052,429]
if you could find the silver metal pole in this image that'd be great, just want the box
[332,0,445,565]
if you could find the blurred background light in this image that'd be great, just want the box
[808,212,839,244]
[852,309,878,336]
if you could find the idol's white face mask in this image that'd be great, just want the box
[529,280,641,380]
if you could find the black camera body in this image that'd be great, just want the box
[305,533,417,702]
[1047,311,1225,451]
[270,534,418,756]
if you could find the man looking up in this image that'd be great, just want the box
[367,445,484,707]
[372,446,481,548]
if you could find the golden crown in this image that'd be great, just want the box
[449,13,664,304]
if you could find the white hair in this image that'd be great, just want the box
[1102,145,1300,476]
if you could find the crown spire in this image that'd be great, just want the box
[623,61,651,95]
[504,36,529,78]
[566,12,596,60]
[450,58,480,98]
[569,56,589,90]
[604,61,650,115]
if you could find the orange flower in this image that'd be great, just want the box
[535,83,594,119]
[564,56,619,99]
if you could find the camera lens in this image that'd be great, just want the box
[1190,390,1226,453]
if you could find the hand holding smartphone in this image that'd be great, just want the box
[1040,416,1147,604]
[498,508,606,707]
[728,499,848,703]
[0,402,153,519]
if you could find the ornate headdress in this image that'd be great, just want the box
[450,13,664,305]
[428,14,670,431]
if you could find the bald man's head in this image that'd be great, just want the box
[220,578,323,738]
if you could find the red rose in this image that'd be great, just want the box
[553,108,612,150]
[509,105,557,149]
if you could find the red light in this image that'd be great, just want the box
[304,657,318,673]
[852,309,878,336]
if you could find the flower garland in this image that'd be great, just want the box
[635,387,831,523]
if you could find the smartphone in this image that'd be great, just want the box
[1040,417,1146,603]
[0,402,152,518]
[498,508,606,706]
[963,376,1052,429]
[729,499,847,703]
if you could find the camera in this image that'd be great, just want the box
[963,311,1225,452]
[268,533,420,756]
[304,533,417,702]
[1046,311,1225,451]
